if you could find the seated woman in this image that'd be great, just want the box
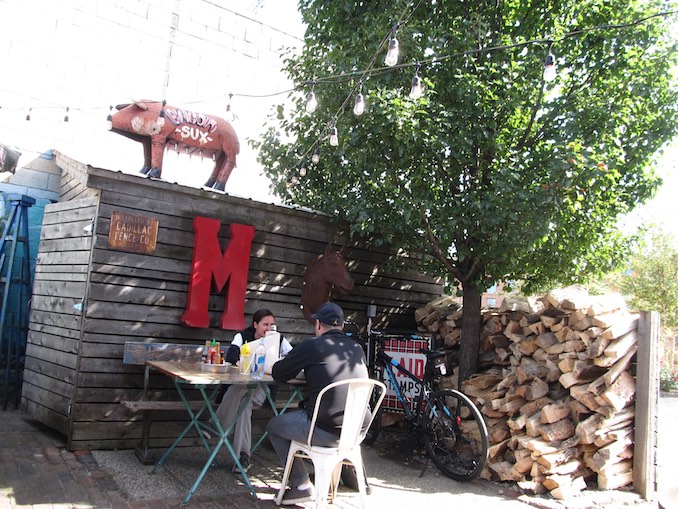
[216,308,292,473]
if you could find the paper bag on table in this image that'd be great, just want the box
[246,331,280,375]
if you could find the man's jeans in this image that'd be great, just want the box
[266,410,340,487]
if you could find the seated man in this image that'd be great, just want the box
[266,302,369,505]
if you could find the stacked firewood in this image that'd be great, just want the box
[415,288,638,499]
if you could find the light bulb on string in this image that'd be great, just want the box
[299,159,307,177]
[384,25,400,67]
[329,126,339,147]
[305,82,318,113]
[64,107,70,122]
[225,93,236,122]
[409,65,423,99]
[106,106,113,129]
[543,52,557,82]
[157,100,166,127]
[353,92,365,116]
[311,147,320,164]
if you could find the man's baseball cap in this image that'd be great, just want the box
[311,302,344,326]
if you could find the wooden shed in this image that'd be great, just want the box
[22,152,443,451]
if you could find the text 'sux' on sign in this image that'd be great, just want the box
[108,211,159,254]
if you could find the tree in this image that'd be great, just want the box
[622,228,678,359]
[253,0,678,382]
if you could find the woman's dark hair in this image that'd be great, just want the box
[252,308,274,325]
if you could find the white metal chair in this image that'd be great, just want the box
[274,378,386,508]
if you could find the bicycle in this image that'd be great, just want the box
[347,324,489,482]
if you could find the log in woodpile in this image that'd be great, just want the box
[416,287,638,499]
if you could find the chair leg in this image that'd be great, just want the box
[311,458,344,509]
[274,447,298,505]
[329,463,343,503]
[353,458,369,509]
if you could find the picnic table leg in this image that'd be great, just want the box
[182,384,258,503]
[151,381,213,473]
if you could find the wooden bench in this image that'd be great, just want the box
[121,341,205,464]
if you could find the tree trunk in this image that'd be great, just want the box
[459,281,482,384]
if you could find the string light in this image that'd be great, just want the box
[543,51,557,82]
[409,64,423,99]
[4,11,672,135]
[64,107,70,122]
[384,24,400,67]
[106,105,113,129]
[353,91,365,116]
[329,120,339,146]
[299,159,307,177]
[305,81,318,113]
[225,93,236,122]
[157,100,166,127]
[311,146,320,164]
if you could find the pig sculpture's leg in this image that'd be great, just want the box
[213,154,236,191]
[203,153,224,188]
[139,139,152,175]
[146,138,166,178]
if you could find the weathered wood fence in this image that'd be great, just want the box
[22,152,442,451]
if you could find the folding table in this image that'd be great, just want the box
[145,360,303,504]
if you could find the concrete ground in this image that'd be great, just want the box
[2,397,673,509]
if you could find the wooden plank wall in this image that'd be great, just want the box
[25,153,442,451]
[22,195,99,435]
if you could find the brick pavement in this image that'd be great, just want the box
[0,409,279,509]
[0,408,661,509]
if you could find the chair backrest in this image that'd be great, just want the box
[306,378,386,449]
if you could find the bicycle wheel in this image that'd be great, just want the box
[423,389,489,481]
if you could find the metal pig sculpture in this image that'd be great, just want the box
[108,101,240,191]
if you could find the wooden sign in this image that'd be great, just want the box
[108,211,159,254]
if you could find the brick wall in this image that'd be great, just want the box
[0,0,304,201]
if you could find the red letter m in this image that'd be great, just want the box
[181,217,255,330]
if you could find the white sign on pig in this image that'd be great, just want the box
[108,101,240,191]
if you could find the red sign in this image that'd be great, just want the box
[180,217,255,331]
[380,336,430,412]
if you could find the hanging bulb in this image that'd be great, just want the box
[225,93,236,122]
[311,147,320,164]
[543,52,557,82]
[353,92,365,116]
[64,107,70,122]
[157,100,166,127]
[384,26,400,67]
[305,88,318,113]
[410,65,423,99]
[26,108,31,121]
[299,160,307,177]
[329,126,339,146]
[106,106,113,129]
[410,76,423,99]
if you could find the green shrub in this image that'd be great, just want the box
[660,367,678,392]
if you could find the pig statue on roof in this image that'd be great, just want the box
[108,101,240,191]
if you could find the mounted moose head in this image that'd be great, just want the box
[300,244,354,323]
[108,101,240,191]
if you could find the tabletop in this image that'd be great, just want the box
[146,361,276,385]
